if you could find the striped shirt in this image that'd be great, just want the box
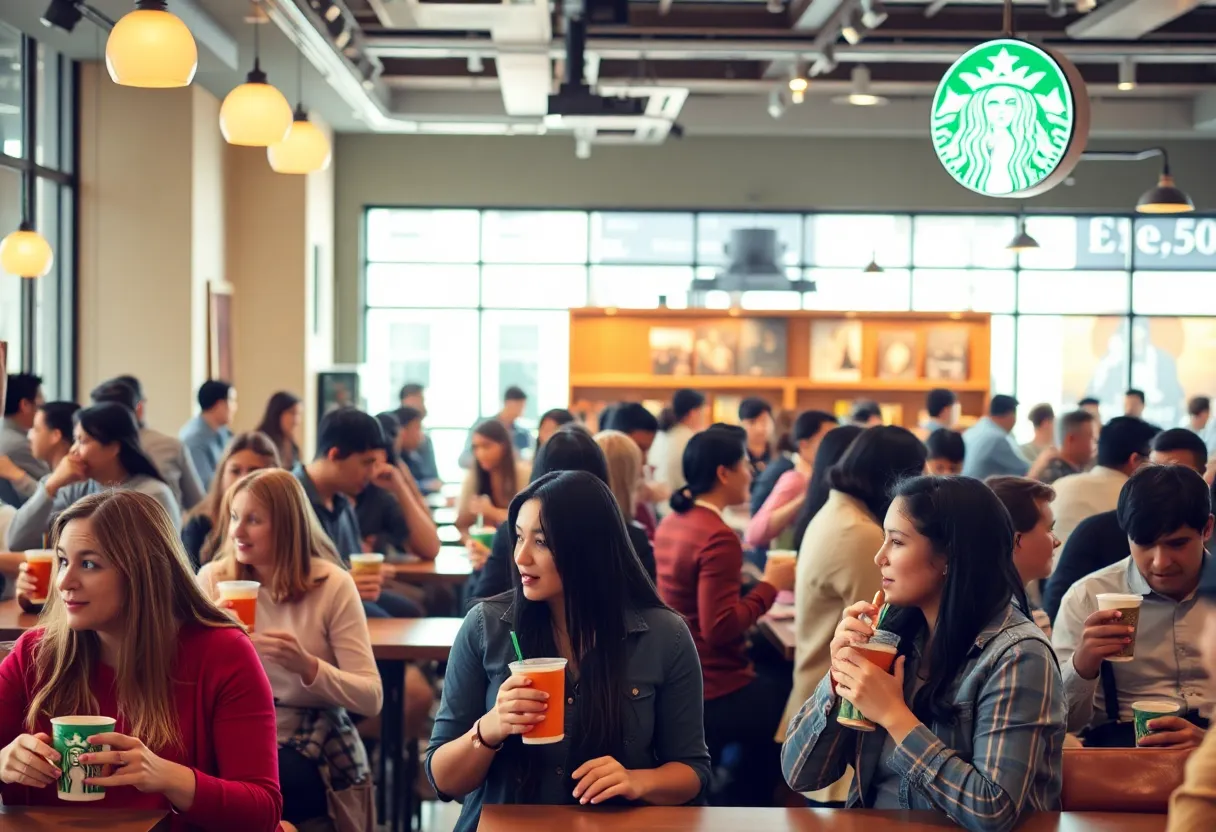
[781,605,1065,832]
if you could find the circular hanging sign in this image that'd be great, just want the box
[931,38,1090,199]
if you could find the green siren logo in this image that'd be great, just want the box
[932,39,1089,198]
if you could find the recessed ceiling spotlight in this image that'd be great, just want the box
[1118,56,1136,92]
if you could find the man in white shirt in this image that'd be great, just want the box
[1052,416,1160,547]
[1053,464,1212,748]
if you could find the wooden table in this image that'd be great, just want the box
[391,547,473,587]
[759,609,796,662]
[0,599,38,641]
[478,806,1167,831]
[0,806,170,830]
[368,616,462,832]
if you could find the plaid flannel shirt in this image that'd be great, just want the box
[781,605,1065,832]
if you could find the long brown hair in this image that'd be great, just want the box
[255,392,301,469]
[208,469,341,604]
[594,430,642,520]
[188,431,280,565]
[28,491,241,752]
[473,419,519,508]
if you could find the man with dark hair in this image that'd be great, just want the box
[1044,425,1207,623]
[1052,416,1160,547]
[749,410,837,515]
[1039,410,1097,485]
[921,388,958,435]
[0,400,76,512]
[1021,403,1056,460]
[460,386,532,468]
[1124,388,1147,419]
[297,408,422,618]
[738,397,775,481]
[393,405,440,493]
[179,379,236,490]
[397,382,440,491]
[849,399,883,427]
[1189,396,1212,433]
[1152,428,1210,473]
[92,377,204,511]
[925,429,965,476]
[1053,464,1213,748]
[962,395,1055,481]
[537,408,576,450]
[0,373,46,508]
[1078,397,1103,439]
[606,402,660,455]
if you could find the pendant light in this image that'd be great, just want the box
[863,253,883,274]
[268,50,332,174]
[0,222,53,279]
[106,1,198,88]
[1137,171,1194,214]
[1007,218,1040,252]
[220,2,292,147]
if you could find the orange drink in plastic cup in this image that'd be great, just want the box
[24,550,54,604]
[837,631,900,731]
[509,658,568,745]
[350,553,385,578]
[217,580,260,632]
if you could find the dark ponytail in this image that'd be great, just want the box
[75,403,166,484]
[660,388,706,433]
[658,407,678,432]
[669,424,747,514]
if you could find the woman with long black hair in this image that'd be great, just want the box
[782,476,1065,832]
[427,470,710,831]
[791,424,865,551]
[7,402,180,550]
[255,391,302,470]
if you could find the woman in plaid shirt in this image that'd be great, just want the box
[781,476,1065,832]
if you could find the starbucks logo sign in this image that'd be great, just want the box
[932,39,1090,198]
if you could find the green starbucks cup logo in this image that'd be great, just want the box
[931,39,1090,198]
[51,716,116,801]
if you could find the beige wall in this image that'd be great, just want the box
[79,63,335,450]
[333,133,1216,362]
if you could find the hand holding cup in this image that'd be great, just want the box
[1072,608,1136,680]
[0,732,60,787]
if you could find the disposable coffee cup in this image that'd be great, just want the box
[1096,593,1143,662]
[52,716,116,801]
[349,553,385,578]
[24,550,55,604]
[1134,700,1181,746]
[216,580,260,632]
[837,630,901,732]
[767,550,796,568]
[469,526,496,550]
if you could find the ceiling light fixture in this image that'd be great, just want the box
[467,53,484,73]
[1075,0,1097,11]
[1117,57,1136,91]
[220,1,292,146]
[1080,147,1195,214]
[766,0,784,13]
[768,87,787,119]
[0,221,53,279]
[1045,0,1066,18]
[1007,218,1040,252]
[863,255,883,274]
[105,0,198,88]
[859,0,887,28]
[811,43,837,77]
[575,136,591,160]
[268,49,332,175]
[834,65,887,107]
[788,62,808,104]
[841,9,866,45]
[40,0,82,33]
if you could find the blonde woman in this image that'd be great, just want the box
[0,490,282,829]
[198,469,382,831]
[594,429,656,580]
[181,431,281,569]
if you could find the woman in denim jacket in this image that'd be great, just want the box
[427,470,711,831]
[782,475,1066,832]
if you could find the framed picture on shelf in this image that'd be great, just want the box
[876,329,919,380]
[810,319,862,383]
[207,281,234,382]
[649,327,695,376]
[694,325,739,376]
[925,327,970,381]
[739,319,788,377]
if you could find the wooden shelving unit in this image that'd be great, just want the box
[569,308,992,427]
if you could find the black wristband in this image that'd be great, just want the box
[476,718,504,751]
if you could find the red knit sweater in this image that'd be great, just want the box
[654,505,777,701]
[0,624,282,830]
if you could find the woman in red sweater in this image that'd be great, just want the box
[0,490,282,830]
[654,424,796,807]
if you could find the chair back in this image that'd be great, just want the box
[1061,747,1190,813]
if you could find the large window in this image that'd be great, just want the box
[363,208,1216,455]
[0,24,76,397]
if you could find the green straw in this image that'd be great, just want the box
[876,603,890,629]
[509,631,524,662]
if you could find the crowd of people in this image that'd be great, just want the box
[0,371,1214,832]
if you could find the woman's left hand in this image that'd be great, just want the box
[252,630,320,682]
[81,733,182,794]
[831,647,912,731]
[571,756,643,805]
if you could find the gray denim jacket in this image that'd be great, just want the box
[425,596,712,832]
